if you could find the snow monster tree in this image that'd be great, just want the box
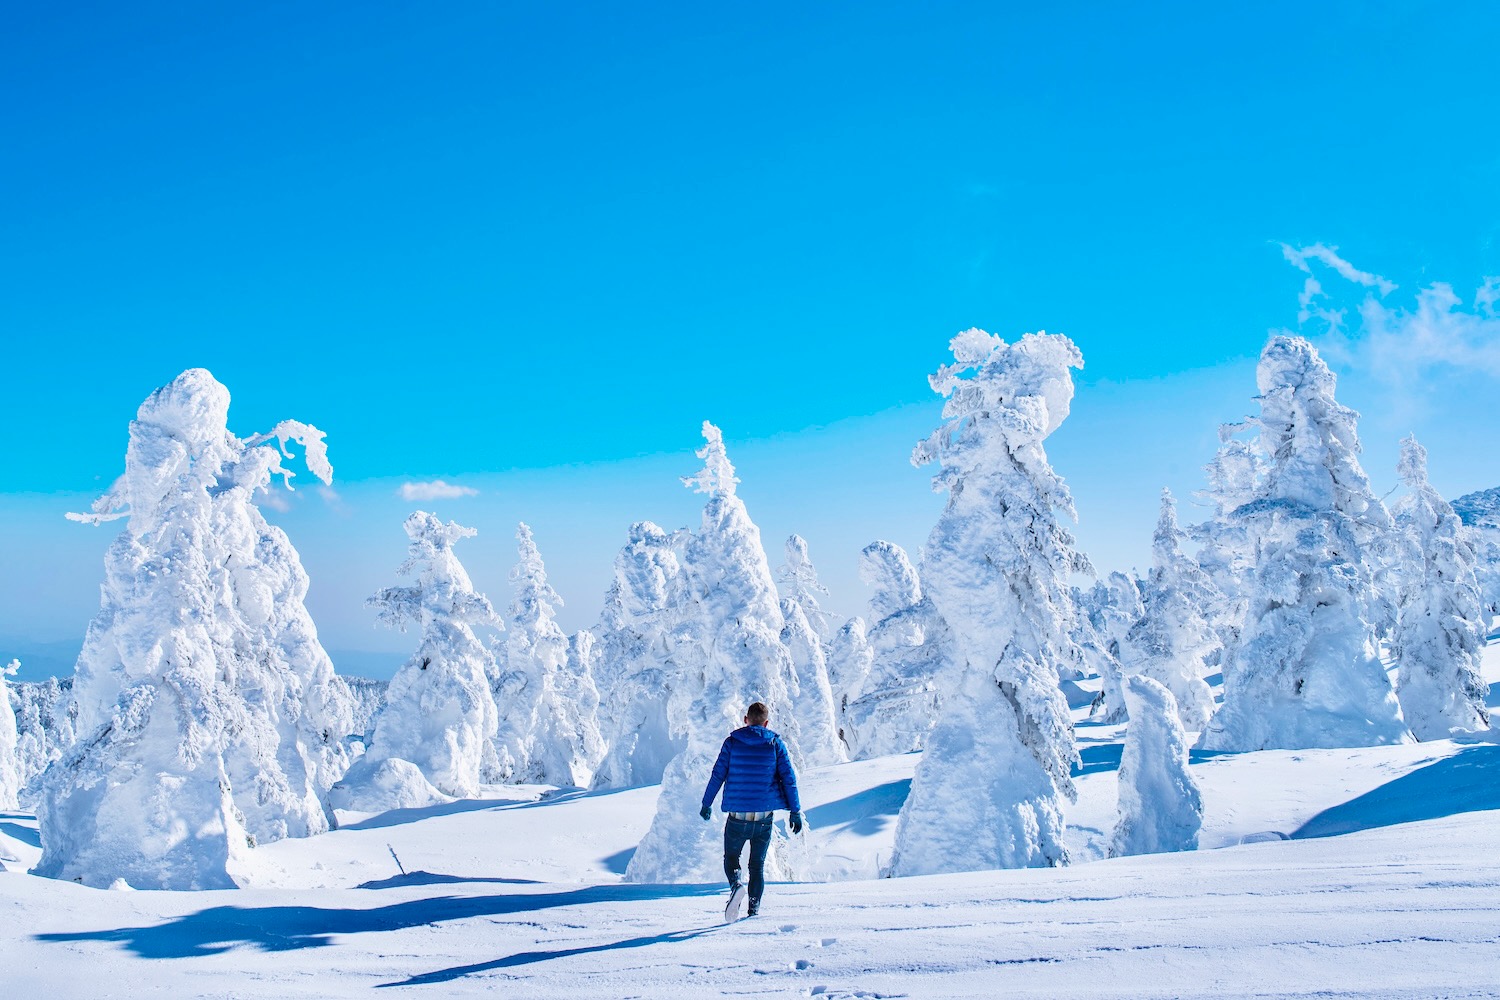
[1199,336,1411,751]
[889,330,1091,875]
[36,368,351,889]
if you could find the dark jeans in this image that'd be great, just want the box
[723,815,774,907]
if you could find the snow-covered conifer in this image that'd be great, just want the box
[592,521,686,789]
[840,541,949,759]
[492,523,605,787]
[1390,436,1490,738]
[332,512,500,810]
[37,369,350,888]
[1110,675,1202,857]
[889,330,1090,875]
[780,597,844,766]
[1199,337,1410,751]
[11,676,75,798]
[1450,487,1500,620]
[825,616,873,756]
[1081,573,1143,724]
[779,535,838,643]
[1118,490,1220,731]
[0,660,20,809]
[627,422,802,884]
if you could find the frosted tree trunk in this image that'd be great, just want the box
[889,330,1089,876]
[1199,338,1410,751]
[1110,675,1202,857]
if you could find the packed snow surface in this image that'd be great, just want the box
[4,650,1498,997]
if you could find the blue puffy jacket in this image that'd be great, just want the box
[701,725,801,814]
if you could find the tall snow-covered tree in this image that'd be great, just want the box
[1081,572,1143,724]
[1199,337,1411,751]
[492,523,605,787]
[627,422,803,884]
[889,330,1090,876]
[778,534,838,643]
[1390,436,1490,738]
[1118,490,1220,731]
[840,540,950,760]
[1110,675,1202,858]
[332,512,501,810]
[825,616,873,757]
[37,368,351,889]
[1450,486,1500,619]
[780,596,844,766]
[591,521,686,790]
[0,660,20,810]
[10,675,75,798]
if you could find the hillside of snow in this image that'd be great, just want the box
[2,652,1496,998]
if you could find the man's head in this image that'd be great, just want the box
[744,702,769,727]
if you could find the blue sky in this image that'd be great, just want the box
[4,2,1499,675]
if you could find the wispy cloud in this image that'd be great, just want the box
[399,479,479,501]
[1282,245,1500,411]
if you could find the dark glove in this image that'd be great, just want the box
[700,805,712,822]
[789,811,803,835]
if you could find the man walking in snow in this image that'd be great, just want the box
[700,701,803,921]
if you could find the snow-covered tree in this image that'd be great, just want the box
[591,521,687,790]
[780,597,844,766]
[840,541,949,760]
[1110,675,1202,858]
[332,512,501,810]
[1081,572,1143,724]
[1390,436,1490,738]
[627,422,803,884]
[1199,337,1411,751]
[491,523,605,787]
[11,676,76,799]
[1450,486,1500,619]
[889,330,1090,876]
[1190,423,1266,660]
[37,369,352,889]
[0,660,20,809]
[778,534,838,643]
[1118,490,1220,731]
[825,616,873,756]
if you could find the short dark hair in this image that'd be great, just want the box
[745,702,769,725]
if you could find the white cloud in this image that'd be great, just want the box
[399,479,479,501]
[1283,247,1500,413]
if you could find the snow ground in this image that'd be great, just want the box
[3,656,1499,997]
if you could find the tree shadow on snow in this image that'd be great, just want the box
[355,871,541,890]
[378,925,722,987]
[601,847,635,875]
[0,814,41,848]
[806,779,910,837]
[1292,744,1500,840]
[34,882,720,960]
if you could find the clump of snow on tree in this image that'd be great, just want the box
[627,422,804,884]
[0,660,21,809]
[839,540,950,760]
[889,330,1089,876]
[491,523,605,787]
[332,512,500,811]
[592,522,686,790]
[1199,337,1411,752]
[1109,675,1202,858]
[1390,436,1490,739]
[1118,490,1220,731]
[35,369,353,889]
